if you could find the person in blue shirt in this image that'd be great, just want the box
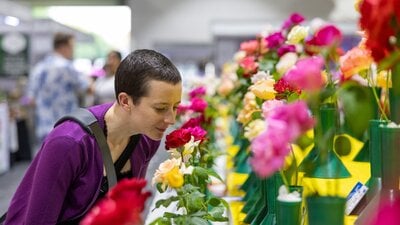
[26,32,90,143]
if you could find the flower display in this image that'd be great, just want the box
[81,179,151,225]
[150,86,228,224]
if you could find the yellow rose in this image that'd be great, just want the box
[377,70,392,88]
[244,119,266,140]
[152,158,181,185]
[287,25,309,44]
[250,79,276,100]
[165,166,184,188]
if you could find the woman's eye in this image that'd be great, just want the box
[155,107,168,112]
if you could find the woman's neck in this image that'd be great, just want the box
[104,103,134,145]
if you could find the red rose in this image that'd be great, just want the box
[81,179,151,225]
[359,0,399,62]
[165,128,191,149]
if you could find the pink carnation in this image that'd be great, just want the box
[283,56,325,92]
[250,130,290,178]
[261,100,285,118]
[185,126,207,142]
[189,97,208,113]
[189,86,207,99]
[268,101,314,141]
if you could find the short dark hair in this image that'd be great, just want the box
[53,32,74,49]
[115,49,181,104]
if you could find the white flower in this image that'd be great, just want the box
[309,18,327,33]
[180,164,194,175]
[276,52,298,75]
[182,136,201,163]
[233,50,246,62]
[244,119,266,140]
[167,148,181,159]
[251,71,273,84]
[277,185,301,202]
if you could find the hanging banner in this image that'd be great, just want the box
[0,102,10,174]
[0,32,29,77]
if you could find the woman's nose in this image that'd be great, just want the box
[164,110,176,125]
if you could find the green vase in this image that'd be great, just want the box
[258,173,284,225]
[302,103,350,178]
[389,64,400,124]
[355,124,400,224]
[306,196,346,225]
[276,186,303,225]
[276,200,302,225]
[366,120,388,196]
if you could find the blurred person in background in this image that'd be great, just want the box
[92,50,122,105]
[26,32,90,143]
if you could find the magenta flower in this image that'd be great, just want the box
[189,97,208,112]
[265,32,285,49]
[282,12,305,30]
[189,86,207,99]
[306,24,342,47]
[177,104,189,115]
[277,44,296,57]
[181,117,202,128]
[283,56,326,92]
[185,126,207,142]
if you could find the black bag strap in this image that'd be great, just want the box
[0,212,6,224]
[54,108,117,188]
[114,134,140,173]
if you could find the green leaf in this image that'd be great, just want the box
[189,217,209,225]
[207,197,221,207]
[205,169,223,182]
[338,83,376,139]
[236,66,245,77]
[187,191,206,212]
[149,217,172,225]
[155,196,179,208]
[378,50,400,71]
[208,206,229,221]
[156,183,165,193]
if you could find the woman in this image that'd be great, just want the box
[4,49,182,225]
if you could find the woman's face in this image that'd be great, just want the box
[130,80,182,140]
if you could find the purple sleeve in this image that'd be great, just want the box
[23,137,83,224]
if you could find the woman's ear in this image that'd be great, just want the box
[117,92,132,111]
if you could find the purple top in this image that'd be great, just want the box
[4,103,160,225]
